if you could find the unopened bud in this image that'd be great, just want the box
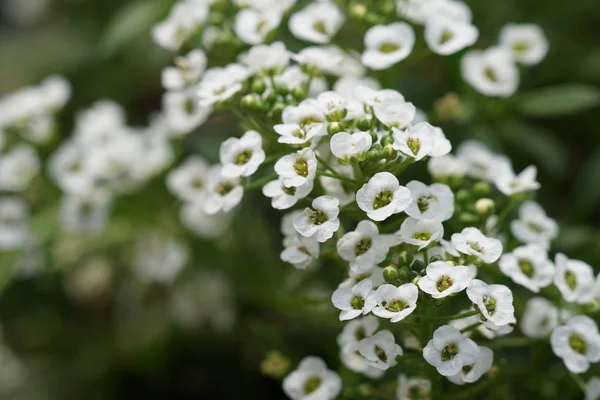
[356,117,371,131]
[411,260,425,272]
[475,198,495,215]
[383,144,397,160]
[292,86,306,100]
[241,93,263,110]
[380,135,394,147]
[382,265,399,282]
[473,181,492,197]
[456,189,470,202]
[397,266,412,282]
[398,251,413,266]
[251,78,266,94]
[327,122,343,135]
[459,212,479,225]
[268,102,286,120]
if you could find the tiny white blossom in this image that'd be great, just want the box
[498,244,554,293]
[275,148,318,188]
[361,23,415,70]
[461,46,519,97]
[239,41,290,74]
[337,315,379,351]
[551,316,600,374]
[447,346,493,385]
[0,197,29,250]
[423,325,480,377]
[417,261,472,299]
[334,75,381,98]
[151,0,209,51]
[263,178,314,210]
[289,1,344,44]
[428,155,468,179]
[337,220,398,273]
[161,49,207,90]
[499,23,549,65]
[202,166,244,215]
[339,266,385,289]
[520,297,559,338]
[358,330,403,370]
[330,131,372,160]
[368,283,418,322]
[398,218,444,250]
[219,130,265,178]
[166,156,210,203]
[467,279,515,327]
[396,374,431,400]
[553,253,596,304]
[132,235,188,284]
[0,144,40,192]
[294,196,340,242]
[356,172,412,221]
[405,181,455,221]
[392,122,437,160]
[374,98,416,129]
[494,165,540,196]
[281,235,320,270]
[163,88,211,134]
[293,46,343,75]
[451,227,503,264]
[234,8,282,45]
[179,202,232,239]
[283,356,342,400]
[456,140,513,182]
[331,278,374,320]
[60,194,111,236]
[586,377,600,400]
[424,16,478,55]
[510,201,558,248]
[340,348,385,379]
[197,64,249,107]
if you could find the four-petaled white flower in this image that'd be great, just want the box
[585,377,600,400]
[423,325,480,377]
[263,178,314,210]
[294,196,340,242]
[374,98,416,129]
[553,253,596,304]
[162,49,206,90]
[283,356,342,400]
[234,8,282,45]
[550,316,600,374]
[330,131,372,160]
[418,261,472,299]
[220,130,265,178]
[499,23,549,65]
[202,166,244,215]
[447,346,494,385]
[405,181,455,221]
[498,244,555,293]
[451,227,503,264]
[396,374,431,400]
[275,148,318,188]
[425,15,478,55]
[361,23,416,70]
[166,156,210,203]
[331,278,374,321]
[510,201,558,248]
[197,64,249,107]
[467,279,515,327]
[494,165,540,196]
[520,297,559,339]
[392,122,438,160]
[356,172,412,221]
[239,41,290,74]
[358,330,403,370]
[367,283,418,322]
[289,1,344,44]
[461,46,519,97]
[280,234,320,270]
[337,315,379,352]
[398,218,444,250]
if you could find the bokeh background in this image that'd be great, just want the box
[0,0,599,399]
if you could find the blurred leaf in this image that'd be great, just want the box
[97,0,174,56]
[571,147,600,220]
[499,120,568,177]
[516,84,600,117]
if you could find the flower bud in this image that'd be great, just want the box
[411,260,425,273]
[380,135,394,147]
[382,265,399,282]
[356,117,371,131]
[241,93,263,111]
[458,212,479,225]
[366,148,382,160]
[456,189,470,202]
[268,102,286,120]
[429,255,444,263]
[475,198,495,215]
[275,84,289,96]
[327,122,343,135]
[383,144,397,159]
[349,3,367,19]
[397,266,412,282]
[292,86,306,100]
[397,250,413,266]
[260,351,291,379]
[251,78,266,94]
[473,181,492,197]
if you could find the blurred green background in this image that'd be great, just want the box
[0,0,599,399]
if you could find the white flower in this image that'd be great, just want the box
[219,130,265,178]
[398,218,444,250]
[320,174,354,206]
[553,253,596,304]
[274,123,326,145]
[281,210,303,237]
[368,283,418,322]
[396,374,431,400]
[314,91,358,121]
[151,0,209,51]
[282,356,341,400]
[498,244,554,293]
[340,349,384,379]
[551,316,600,373]
[451,227,503,264]
[263,178,314,210]
[331,278,374,321]
[179,202,232,239]
[358,330,403,370]
[294,196,340,242]
[161,49,207,90]
[202,166,244,215]
[447,346,493,385]
[424,16,478,55]
[334,76,381,98]
[281,235,320,270]
[494,165,540,196]
[282,101,326,125]
[233,0,296,12]
[428,126,452,157]
[339,266,385,289]
[355,87,405,107]
[0,197,28,250]
[330,131,372,160]
[132,235,188,284]
[337,315,379,351]
[239,41,290,74]
[356,172,412,221]
[163,88,211,134]
[456,140,512,182]
[499,23,549,65]
[197,64,249,107]
[423,325,479,377]
[166,156,210,203]
[428,155,468,179]
[361,23,415,70]
[392,122,438,160]
[60,194,111,235]
[293,46,343,75]
[510,201,558,248]
[461,46,519,97]
[405,181,454,222]
[467,279,515,327]
[275,148,317,188]
[234,8,282,45]
[374,98,416,129]
[337,220,398,273]
[289,1,344,44]
[0,144,40,191]
[520,297,559,338]
[417,261,472,299]
[586,377,600,400]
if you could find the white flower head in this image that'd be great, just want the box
[356,172,412,221]
[417,261,472,299]
[374,98,416,129]
[293,46,343,75]
[405,181,455,221]
[197,64,249,107]
[334,75,381,98]
[340,348,385,379]
[239,41,290,74]
[451,227,503,264]
[0,144,40,192]
[162,88,211,135]
[520,297,559,339]
[358,330,403,370]
[361,23,416,70]
[586,377,600,400]
[151,0,209,51]
[283,356,342,400]
[161,49,207,91]
[447,346,493,385]
[281,235,320,270]
[166,156,210,203]
[234,8,282,45]
[499,23,549,65]
[219,130,265,178]
[275,148,318,188]
[425,16,478,55]
[202,166,244,215]
[368,283,418,322]
[337,315,379,351]
[336,220,398,273]
[314,91,355,121]
[339,265,385,290]
[467,279,515,327]
[0,197,29,250]
[456,140,513,182]
[289,1,344,44]
[179,202,232,239]
[461,46,519,97]
[428,155,468,179]
[264,178,313,210]
[392,122,437,160]
[423,325,480,376]
[553,253,596,304]
[551,316,600,373]
[396,374,431,400]
[498,244,554,293]
[398,218,444,250]
[494,165,540,196]
[331,278,374,320]
[274,123,326,146]
[294,196,340,242]
[60,193,111,236]
[510,201,558,248]
[330,131,372,160]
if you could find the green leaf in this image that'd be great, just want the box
[499,120,568,178]
[571,147,600,220]
[516,84,600,117]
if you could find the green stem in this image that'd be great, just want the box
[351,160,364,182]
[316,154,339,175]
[460,322,482,334]
[387,158,414,176]
[316,171,357,184]
[570,372,587,392]
[413,309,480,322]
[422,248,429,265]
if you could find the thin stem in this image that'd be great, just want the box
[570,372,587,392]
[351,160,364,182]
[387,158,414,176]
[460,322,482,334]
[422,248,429,265]
[316,171,357,184]
[316,154,339,175]
[493,198,519,230]
[413,309,480,322]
